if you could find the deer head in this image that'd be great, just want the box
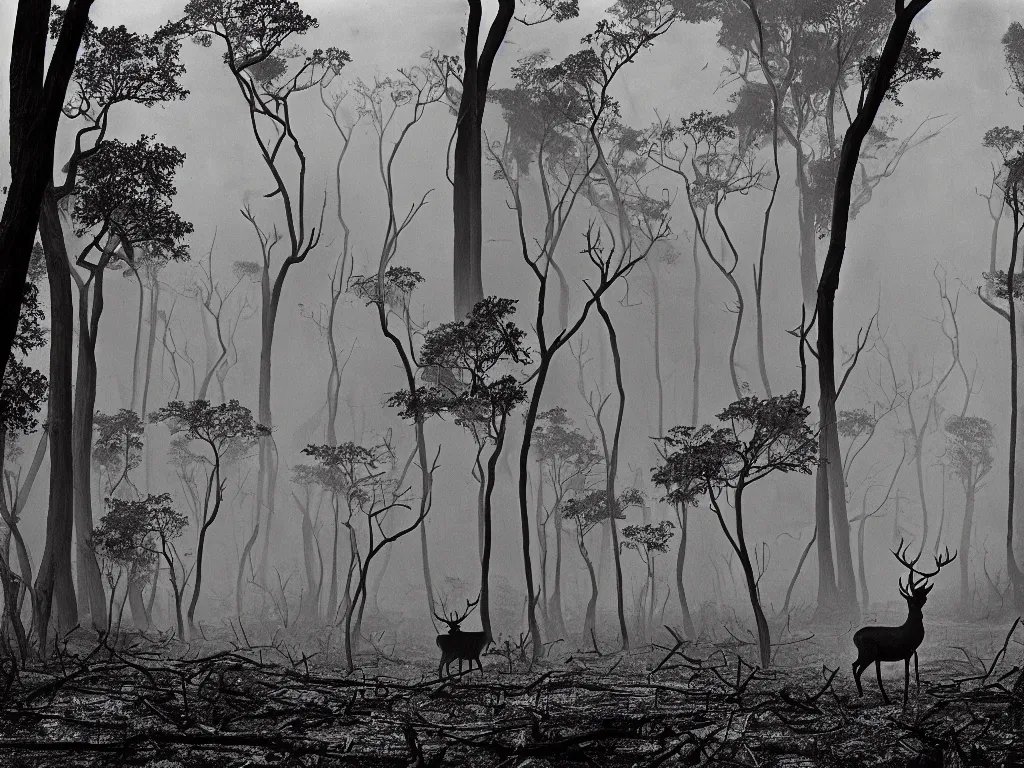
[891,538,957,609]
[433,594,480,634]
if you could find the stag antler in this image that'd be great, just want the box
[433,594,480,631]
[892,538,957,598]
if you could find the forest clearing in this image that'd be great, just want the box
[0,615,1022,766]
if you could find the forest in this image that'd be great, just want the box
[2,0,1024,764]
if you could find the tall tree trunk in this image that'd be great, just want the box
[814,0,932,619]
[518,360,548,659]
[187,459,222,631]
[298,495,320,624]
[690,225,702,425]
[129,270,146,412]
[674,503,695,639]
[234,519,259,618]
[732,487,771,668]
[254,268,279,590]
[451,0,516,319]
[959,481,975,610]
[857,519,869,612]
[796,156,819,309]
[1006,200,1024,604]
[480,416,507,643]
[34,186,79,644]
[0,0,95,385]
[536,460,549,632]
[818,304,859,616]
[328,496,340,621]
[140,276,159,419]
[127,578,149,630]
[547,501,567,640]
[72,267,108,627]
[581,541,598,639]
[596,298,629,652]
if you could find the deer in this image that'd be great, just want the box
[433,595,489,680]
[852,539,957,706]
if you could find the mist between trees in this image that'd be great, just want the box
[2,0,1024,680]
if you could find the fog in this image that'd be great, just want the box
[3,0,1024,670]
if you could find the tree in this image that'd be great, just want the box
[0,272,48,657]
[67,135,192,627]
[92,498,155,634]
[532,407,601,640]
[0,0,95,387]
[650,109,768,400]
[488,0,676,658]
[300,441,423,672]
[814,0,940,618]
[450,0,580,318]
[161,0,350,594]
[622,519,674,641]
[945,415,995,609]
[291,453,351,624]
[186,241,259,403]
[93,409,145,499]
[390,296,530,642]
[563,487,643,638]
[656,393,819,667]
[150,400,268,633]
[349,57,451,621]
[675,0,942,618]
[978,28,1024,606]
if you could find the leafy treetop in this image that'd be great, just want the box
[622,519,675,554]
[149,399,269,458]
[74,135,193,259]
[944,415,995,486]
[93,409,145,480]
[653,392,818,507]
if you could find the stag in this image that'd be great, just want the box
[434,595,488,680]
[852,539,957,705]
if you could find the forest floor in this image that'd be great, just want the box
[0,617,1023,767]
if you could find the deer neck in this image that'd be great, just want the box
[902,605,924,633]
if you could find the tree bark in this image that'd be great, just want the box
[674,503,695,639]
[34,187,79,644]
[690,233,701,425]
[547,500,567,640]
[731,486,771,668]
[1006,197,1024,604]
[71,264,109,627]
[480,415,507,643]
[187,456,222,631]
[328,496,340,621]
[452,0,516,319]
[596,298,629,652]
[0,0,95,385]
[959,481,975,609]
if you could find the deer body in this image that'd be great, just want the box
[434,595,489,679]
[436,630,488,679]
[852,540,955,705]
[852,605,924,705]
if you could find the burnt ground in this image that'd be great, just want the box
[0,618,1022,767]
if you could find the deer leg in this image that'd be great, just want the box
[438,658,445,680]
[903,657,910,707]
[852,661,864,697]
[914,651,920,695]
[875,660,890,704]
